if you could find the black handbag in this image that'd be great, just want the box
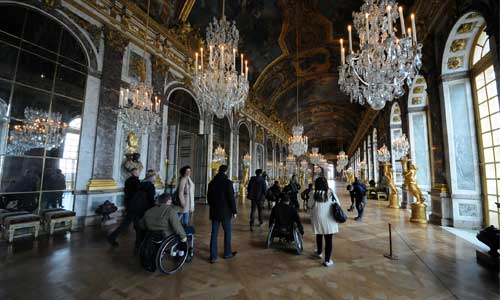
[331,200,347,223]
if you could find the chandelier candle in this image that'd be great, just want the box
[387,6,392,34]
[398,6,405,36]
[411,14,417,44]
[348,25,353,53]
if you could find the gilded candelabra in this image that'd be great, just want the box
[378,144,399,208]
[239,153,251,202]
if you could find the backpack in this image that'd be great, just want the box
[139,231,164,272]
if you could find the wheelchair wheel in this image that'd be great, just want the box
[266,224,274,249]
[156,236,188,275]
[293,227,303,255]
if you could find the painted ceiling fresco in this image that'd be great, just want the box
[150,0,415,156]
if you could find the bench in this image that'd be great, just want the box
[0,209,40,242]
[41,208,76,235]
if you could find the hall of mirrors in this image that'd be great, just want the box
[0,1,498,300]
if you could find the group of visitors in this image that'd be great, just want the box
[107,164,367,269]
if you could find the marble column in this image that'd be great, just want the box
[91,27,128,181]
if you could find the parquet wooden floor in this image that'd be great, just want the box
[0,182,499,300]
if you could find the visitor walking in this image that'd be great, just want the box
[107,168,142,248]
[352,178,367,221]
[247,169,267,231]
[207,165,237,264]
[177,165,195,225]
[310,176,339,267]
[301,183,313,210]
[284,175,301,210]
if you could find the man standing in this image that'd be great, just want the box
[352,178,367,221]
[207,165,237,264]
[108,168,141,247]
[247,169,267,231]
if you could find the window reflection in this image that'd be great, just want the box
[0,5,87,214]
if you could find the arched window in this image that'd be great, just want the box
[471,28,499,227]
[441,12,497,228]
[373,128,379,183]
[390,103,403,185]
[408,75,432,192]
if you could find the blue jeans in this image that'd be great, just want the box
[178,212,189,225]
[210,219,232,260]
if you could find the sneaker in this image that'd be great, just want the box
[313,252,323,259]
[223,251,237,259]
[323,260,334,267]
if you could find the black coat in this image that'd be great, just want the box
[124,175,140,209]
[207,173,237,221]
[269,202,304,234]
[247,175,267,202]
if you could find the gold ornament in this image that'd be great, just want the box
[447,57,463,70]
[125,132,139,154]
[403,162,428,223]
[239,166,249,202]
[457,22,475,34]
[450,39,466,52]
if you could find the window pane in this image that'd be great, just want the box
[488,212,499,228]
[16,50,55,91]
[10,84,50,120]
[59,31,87,67]
[23,9,61,53]
[475,73,485,88]
[54,66,86,100]
[483,132,493,148]
[477,87,487,103]
[485,163,495,178]
[40,190,74,210]
[485,65,496,83]
[491,113,500,130]
[488,196,499,212]
[483,41,490,57]
[0,6,25,46]
[43,157,76,190]
[479,102,489,117]
[0,155,43,192]
[481,117,491,132]
[473,46,482,65]
[487,179,497,195]
[45,96,82,158]
[0,42,18,80]
[492,129,500,146]
[486,82,498,99]
[484,148,494,163]
[495,147,500,162]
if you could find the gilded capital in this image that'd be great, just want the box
[104,26,129,52]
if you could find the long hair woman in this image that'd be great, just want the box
[178,165,195,225]
[310,176,339,267]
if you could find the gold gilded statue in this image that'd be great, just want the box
[239,165,249,202]
[403,162,427,223]
[384,164,400,208]
[345,169,355,185]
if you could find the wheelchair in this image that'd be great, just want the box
[139,226,194,275]
[265,222,303,255]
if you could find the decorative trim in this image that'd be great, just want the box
[178,0,196,22]
[87,179,118,191]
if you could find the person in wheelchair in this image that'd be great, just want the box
[269,193,304,239]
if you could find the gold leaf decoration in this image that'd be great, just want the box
[457,22,475,34]
[447,57,463,69]
[450,39,467,52]
[413,86,424,94]
[411,97,423,105]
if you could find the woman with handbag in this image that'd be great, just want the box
[177,165,195,225]
[310,176,340,267]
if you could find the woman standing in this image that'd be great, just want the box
[178,165,195,225]
[310,176,339,267]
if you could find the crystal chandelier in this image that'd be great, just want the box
[213,145,227,164]
[377,144,391,163]
[8,107,67,154]
[338,0,422,110]
[336,151,349,169]
[117,0,160,135]
[288,22,308,156]
[392,133,410,160]
[192,0,249,119]
[309,147,323,165]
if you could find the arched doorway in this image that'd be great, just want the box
[238,123,250,180]
[213,115,231,174]
[166,89,206,199]
[0,5,88,213]
[441,12,499,227]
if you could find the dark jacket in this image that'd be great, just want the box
[269,202,304,235]
[124,175,140,209]
[142,204,186,240]
[352,181,367,202]
[247,175,267,202]
[266,184,281,202]
[127,180,156,217]
[207,172,237,221]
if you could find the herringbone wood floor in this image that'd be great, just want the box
[0,182,499,300]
